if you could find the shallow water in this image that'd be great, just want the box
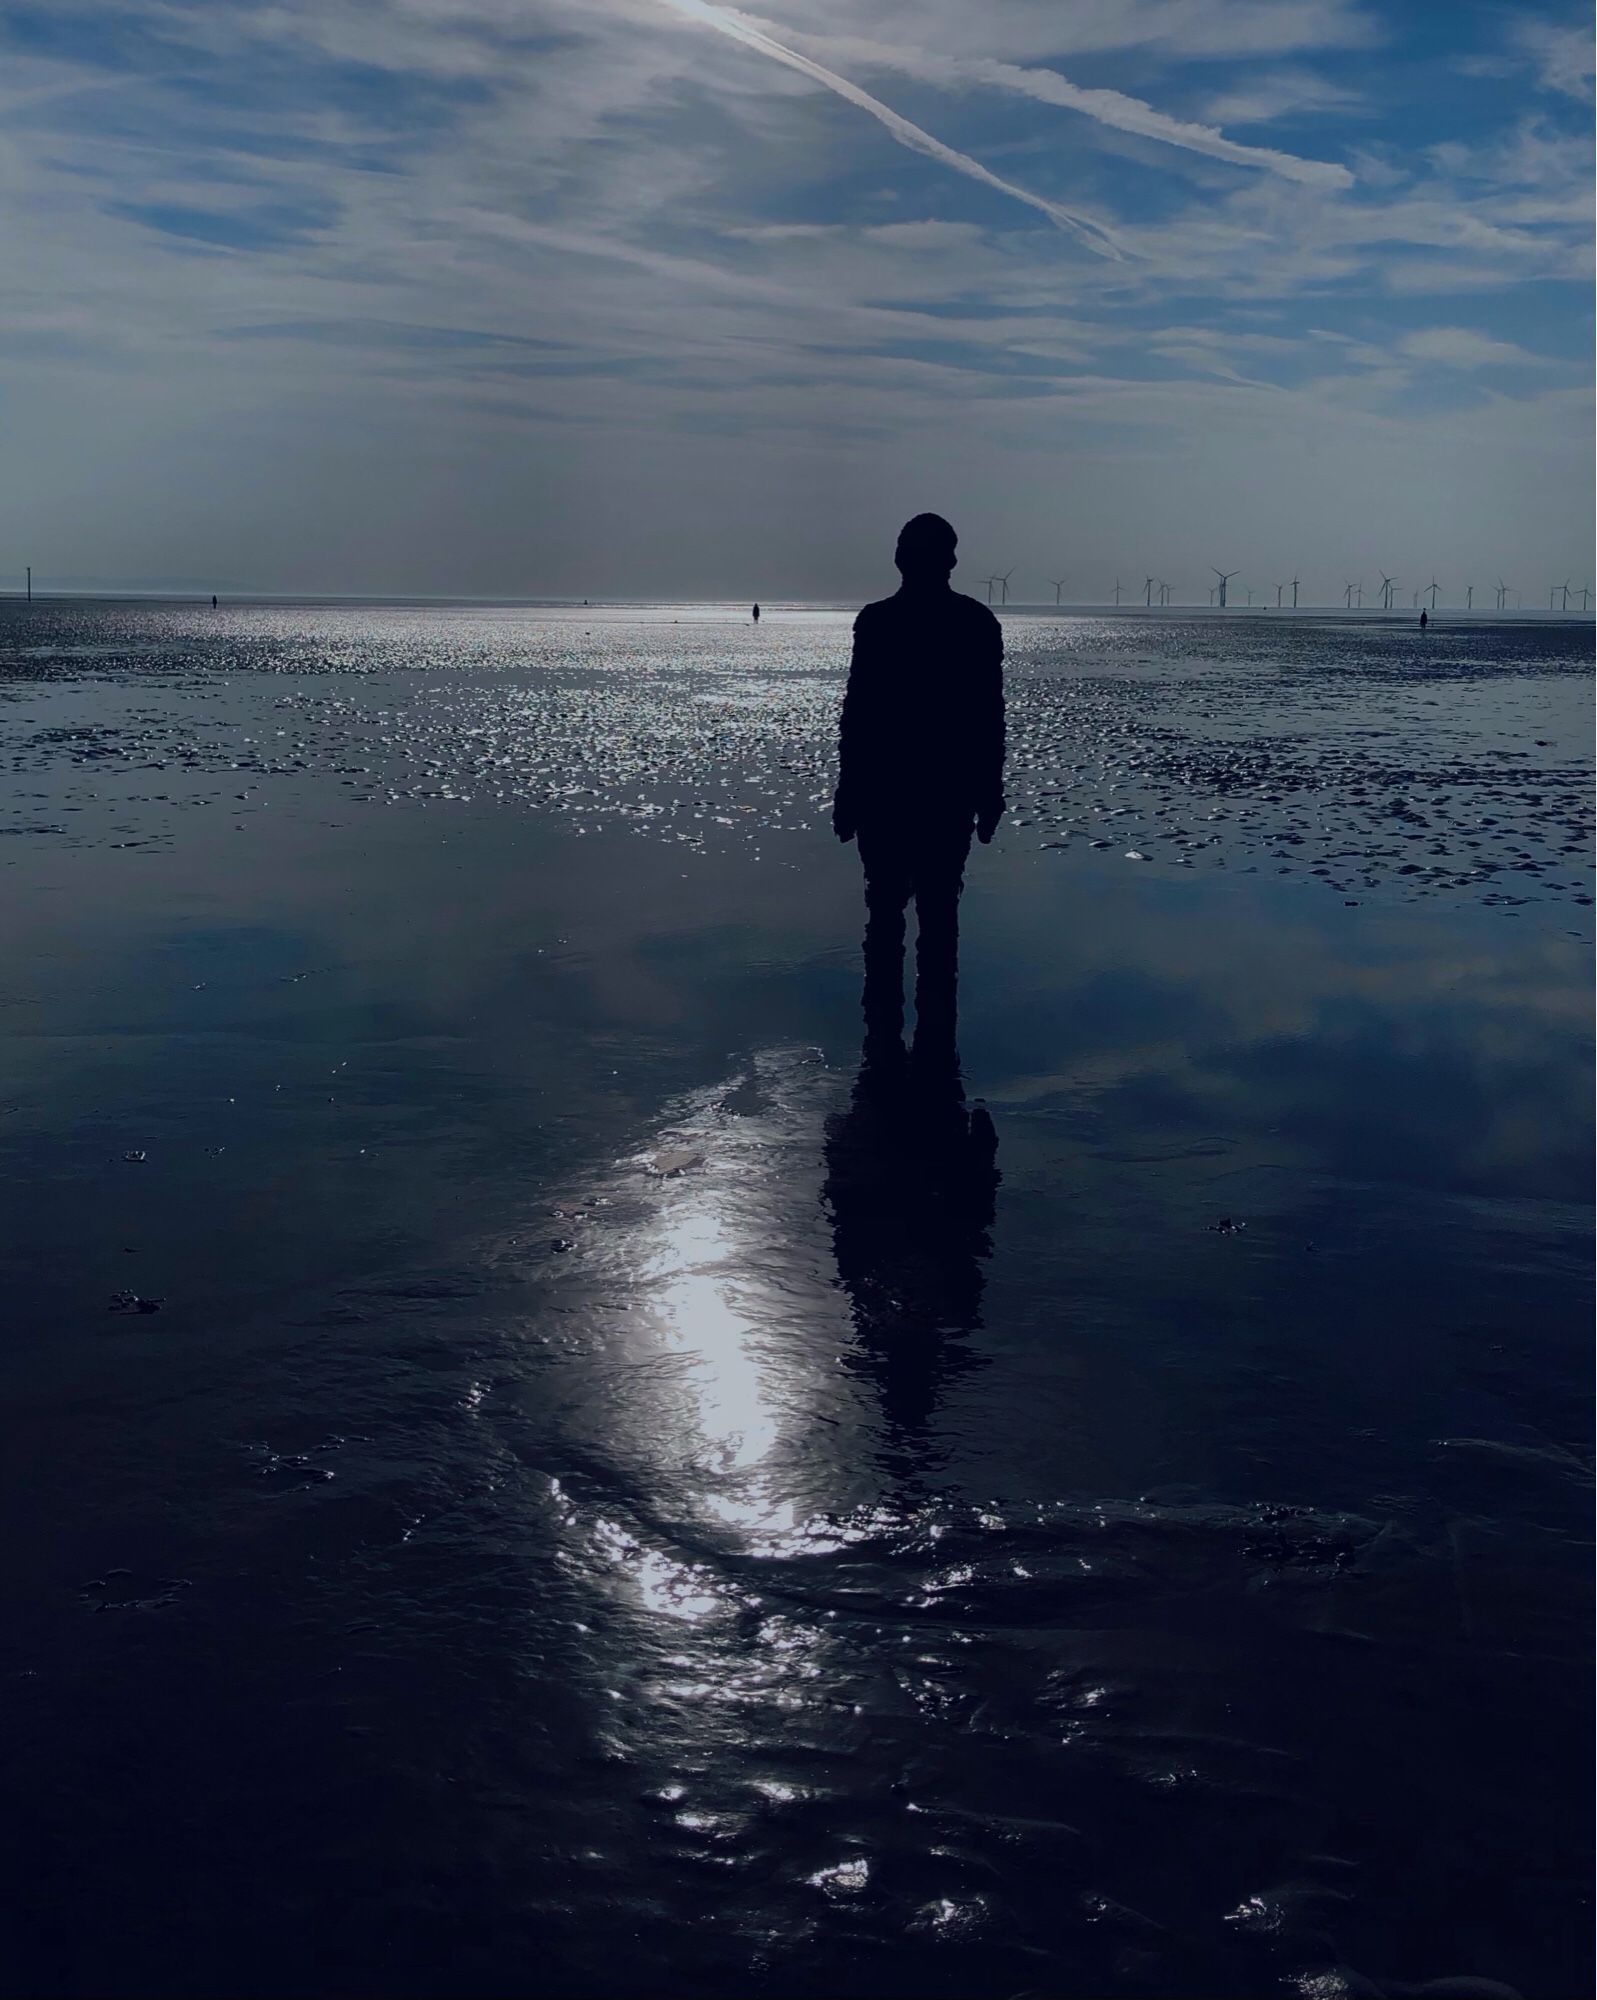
[2,601,1591,1999]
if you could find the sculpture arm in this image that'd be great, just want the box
[832,612,874,841]
[973,615,1006,840]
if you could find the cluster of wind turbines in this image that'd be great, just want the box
[977,569,1593,612]
[988,572,1288,608]
[1343,576,1593,612]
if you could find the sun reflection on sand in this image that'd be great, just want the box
[644,1207,779,1475]
[530,1046,1002,1661]
[535,1053,879,1635]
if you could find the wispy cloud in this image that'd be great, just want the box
[649,0,1126,255]
[1514,17,1596,103]
[1202,68,1366,130]
[773,29,1357,188]
[0,0,1589,593]
[1400,327,1550,369]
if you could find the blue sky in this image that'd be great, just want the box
[1,0,1591,598]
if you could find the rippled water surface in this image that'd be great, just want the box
[2,601,1591,1999]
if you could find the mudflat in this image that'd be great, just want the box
[2,598,1590,1999]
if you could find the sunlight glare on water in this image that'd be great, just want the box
[0,598,1590,2000]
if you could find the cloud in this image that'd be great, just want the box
[777,29,1357,187]
[736,0,1381,64]
[1202,68,1365,129]
[0,0,1590,594]
[647,0,1126,255]
[860,218,988,250]
[103,195,339,251]
[1400,327,1548,369]
[1514,18,1595,103]
[1457,19,1595,105]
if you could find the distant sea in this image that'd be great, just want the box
[2,597,1591,2000]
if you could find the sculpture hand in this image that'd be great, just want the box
[975,800,1004,844]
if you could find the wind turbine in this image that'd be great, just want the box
[1211,567,1238,608]
[996,568,1015,605]
[1274,581,1286,608]
[1495,578,1508,610]
[1159,580,1172,606]
[1209,586,1216,606]
[1379,572,1397,612]
[1426,578,1440,610]
[1558,580,1572,611]
[982,575,997,605]
[1112,579,1124,606]
[1344,580,1356,609]
[1579,586,1593,610]
[1049,578,1066,605]
[1291,574,1300,609]
[1465,583,1473,610]
[1143,575,1156,607]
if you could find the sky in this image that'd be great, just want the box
[1,0,1593,602]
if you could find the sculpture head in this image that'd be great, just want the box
[894,513,957,586]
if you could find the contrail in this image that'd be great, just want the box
[796,37,1355,190]
[651,0,1126,259]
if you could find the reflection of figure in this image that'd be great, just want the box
[832,515,1004,1065]
[823,1048,999,1467]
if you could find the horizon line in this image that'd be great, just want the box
[1,587,1591,618]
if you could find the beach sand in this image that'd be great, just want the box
[2,600,1591,1998]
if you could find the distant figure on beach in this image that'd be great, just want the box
[752,602,760,624]
[1419,608,1428,629]
[211,595,217,609]
[833,513,1004,1066]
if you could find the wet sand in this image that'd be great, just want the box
[2,601,1591,1998]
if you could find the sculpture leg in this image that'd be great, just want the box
[911,830,970,1067]
[859,831,912,1057]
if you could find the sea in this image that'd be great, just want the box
[2,598,1591,1999]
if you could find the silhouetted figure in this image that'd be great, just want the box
[1419,608,1428,629]
[833,514,1003,1067]
[752,602,760,624]
[211,595,217,610]
[823,1048,998,1474]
